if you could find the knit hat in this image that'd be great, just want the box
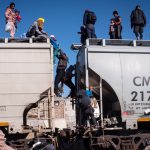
[50,35,57,41]
[37,18,45,23]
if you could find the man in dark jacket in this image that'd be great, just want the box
[130,5,147,40]
[78,88,96,126]
[83,10,97,39]
[54,50,68,96]
[64,65,76,98]
[78,26,88,45]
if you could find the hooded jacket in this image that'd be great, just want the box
[130,8,146,26]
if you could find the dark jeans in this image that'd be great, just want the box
[109,32,115,39]
[134,25,144,40]
[26,26,37,37]
[54,69,65,95]
[81,107,96,126]
[81,33,88,45]
[64,79,75,98]
[114,24,122,39]
[26,26,47,39]
[80,26,88,45]
[86,24,96,38]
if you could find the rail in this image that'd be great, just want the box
[0,37,50,43]
[71,39,150,50]
[88,39,150,47]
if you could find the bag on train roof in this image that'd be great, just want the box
[5,22,11,32]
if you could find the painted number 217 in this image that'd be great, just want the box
[131,91,150,101]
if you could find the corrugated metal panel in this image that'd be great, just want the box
[0,42,53,132]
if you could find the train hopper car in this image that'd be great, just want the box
[0,38,54,133]
[73,39,150,149]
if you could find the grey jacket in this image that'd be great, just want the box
[26,21,46,37]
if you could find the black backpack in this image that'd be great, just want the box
[131,9,145,25]
[87,11,97,23]
[57,53,68,69]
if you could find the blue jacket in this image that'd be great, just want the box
[50,38,60,63]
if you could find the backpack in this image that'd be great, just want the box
[87,11,97,23]
[80,95,91,110]
[131,9,145,25]
[57,53,68,69]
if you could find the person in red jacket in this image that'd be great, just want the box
[14,9,21,30]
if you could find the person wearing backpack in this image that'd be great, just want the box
[83,10,97,39]
[54,50,68,97]
[113,10,122,39]
[130,5,146,40]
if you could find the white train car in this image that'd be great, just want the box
[0,38,54,133]
[75,39,150,129]
[73,39,150,149]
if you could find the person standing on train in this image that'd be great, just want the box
[83,10,97,38]
[5,2,16,38]
[109,18,116,39]
[112,10,122,39]
[130,5,147,40]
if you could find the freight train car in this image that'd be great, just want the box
[73,39,150,149]
[0,38,54,134]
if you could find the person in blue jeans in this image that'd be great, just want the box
[83,10,97,38]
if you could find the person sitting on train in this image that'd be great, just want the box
[26,18,48,40]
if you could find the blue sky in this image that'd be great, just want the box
[1,0,150,64]
[1,0,150,95]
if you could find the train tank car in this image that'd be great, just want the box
[0,38,54,134]
[73,39,150,149]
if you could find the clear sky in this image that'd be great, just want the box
[1,0,150,63]
[1,0,150,95]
